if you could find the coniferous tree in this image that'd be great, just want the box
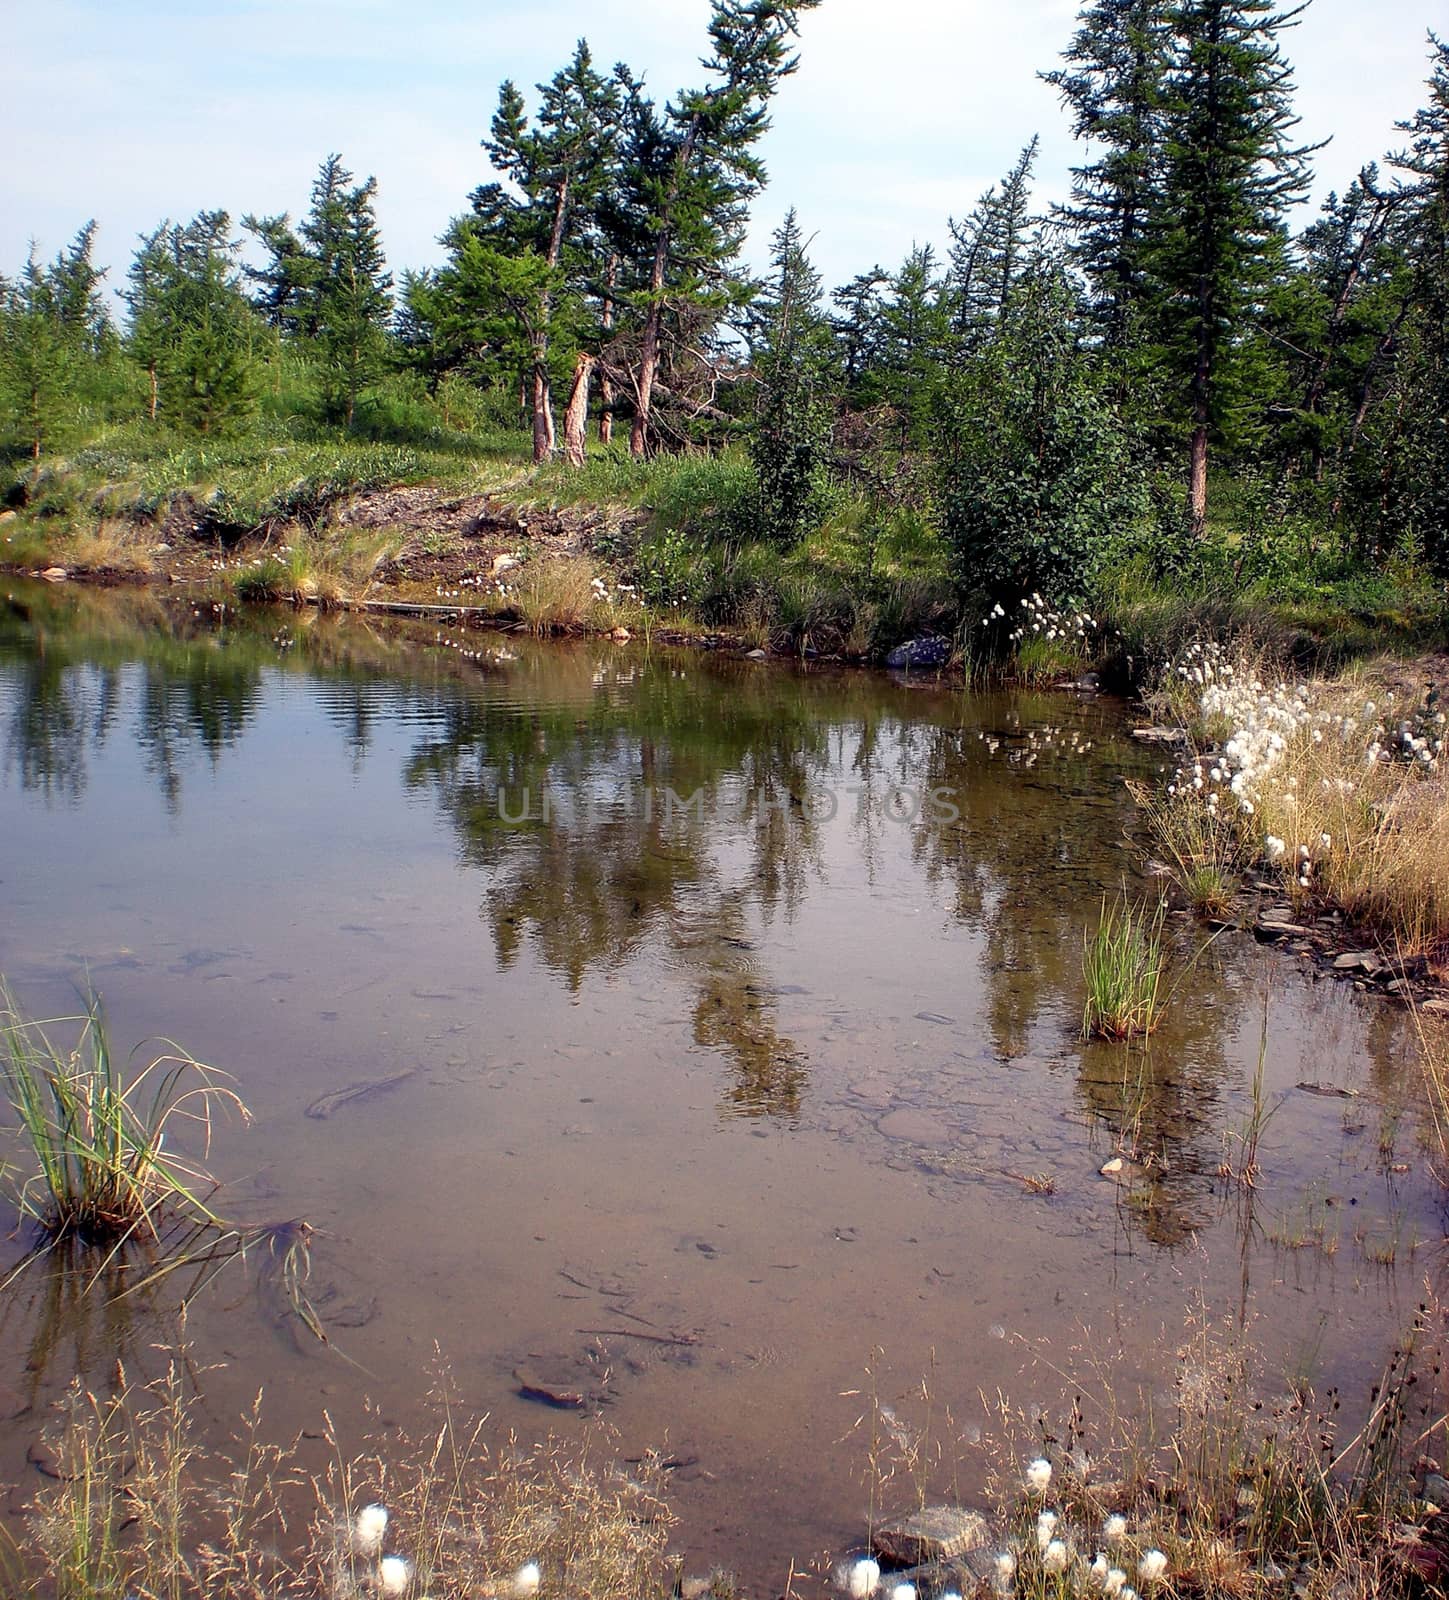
[124,213,258,435]
[1377,33,1449,571]
[1044,0,1169,344]
[480,42,623,461]
[1,251,76,458]
[625,0,821,456]
[749,209,835,542]
[1147,0,1317,534]
[946,138,1042,352]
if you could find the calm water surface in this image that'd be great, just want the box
[0,582,1439,1585]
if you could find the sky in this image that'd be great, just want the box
[2,0,1441,311]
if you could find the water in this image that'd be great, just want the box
[0,580,1437,1583]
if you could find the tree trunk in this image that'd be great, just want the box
[531,359,556,462]
[598,254,618,445]
[148,363,159,422]
[629,233,671,458]
[563,353,596,468]
[1189,420,1209,535]
[630,119,702,457]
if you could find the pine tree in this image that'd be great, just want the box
[1147,0,1317,534]
[749,209,835,542]
[625,0,821,456]
[1044,0,1169,343]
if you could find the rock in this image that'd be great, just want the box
[151,541,173,553]
[1255,920,1314,940]
[1130,726,1187,745]
[877,1108,953,1145]
[491,552,521,576]
[871,1506,991,1566]
[0,509,16,523]
[885,636,951,671]
[745,648,768,660]
[27,1437,63,1479]
[610,626,631,643]
[1333,951,1380,974]
[1099,1155,1149,1184]
[40,567,68,583]
[1423,998,1449,1018]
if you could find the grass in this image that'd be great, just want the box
[9,1357,678,1600]
[1081,894,1167,1041]
[850,1301,1449,1600]
[0,980,247,1247]
[1140,648,1449,962]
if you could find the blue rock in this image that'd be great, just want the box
[885,635,950,670]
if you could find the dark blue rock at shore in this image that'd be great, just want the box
[885,635,951,670]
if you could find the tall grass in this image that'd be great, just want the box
[1081,894,1167,1040]
[0,981,247,1246]
[14,1358,677,1600]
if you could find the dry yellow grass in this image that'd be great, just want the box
[14,1357,677,1600]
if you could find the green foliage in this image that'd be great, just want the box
[125,212,260,436]
[747,210,836,543]
[1081,894,1167,1040]
[933,266,1148,601]
[0,979,247,1244]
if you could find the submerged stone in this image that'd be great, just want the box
[871,1505,990,1565]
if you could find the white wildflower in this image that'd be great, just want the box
[847,1559,880,1599]
[1138,1549,1168,1584]
[378,1557,413,1598]
[350,1504,388,1559]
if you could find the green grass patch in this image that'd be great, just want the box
[1082,894,1167,1041]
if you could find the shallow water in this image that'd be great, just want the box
[0,581,1440,1586]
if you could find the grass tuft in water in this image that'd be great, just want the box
[0,979,248,1246]
[1082,894,1167,1041]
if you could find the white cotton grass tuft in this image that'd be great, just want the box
[1138,1549,1169,1584]
[1090,1552,1110,1585]
[1025,1456,1052,1492]
[1042,1540,1069,1575]
[1103,1570,1128,1597]
[1036,1510,1058,1551]
[350,1502,388,1559]
[847,1558,881,1599]
[513,1561,542,1599]
[888,1582,916,1600]
[993,1552,1016,1582]
[1103,1513,1128,1546]
[377,1556,414,1598]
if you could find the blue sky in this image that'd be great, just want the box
[3,0,1440,309]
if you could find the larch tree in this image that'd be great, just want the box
[481,42,623,462]
[625,0,821,457]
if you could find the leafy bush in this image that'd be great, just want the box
[933,270,1148,604]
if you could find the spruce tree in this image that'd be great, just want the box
[946,138,1042,351]
[749,209,835,542]
[1380,33,1449,571]
[1044,0,1169,344]
[1146,0,1317,534]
